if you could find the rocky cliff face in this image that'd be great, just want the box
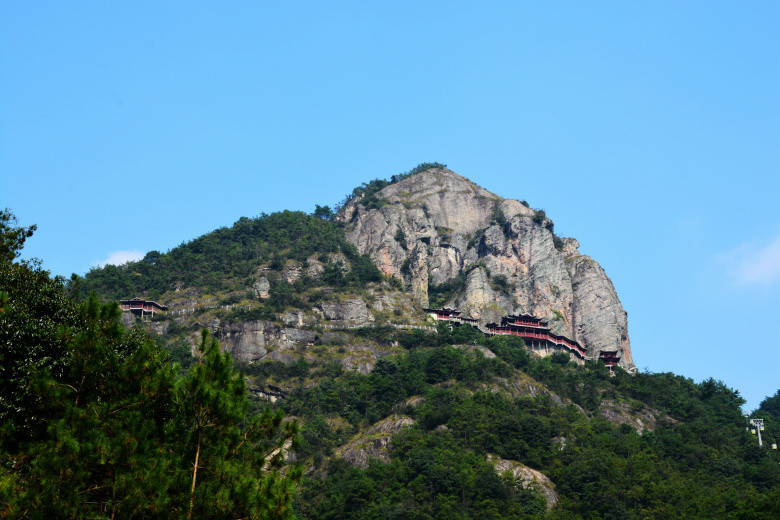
[338,168,634,370]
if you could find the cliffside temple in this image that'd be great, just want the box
[119,298,168,319]
[425,307,588,365]
[598,350,620,367]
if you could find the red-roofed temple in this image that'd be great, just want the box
[119,298,168,318]
[485,314,586,363]
[426,308,589,365]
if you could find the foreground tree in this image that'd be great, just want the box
[176,330,301,520]
[0,210,301,519]
[3,297,179,518]
[1,302,301,519]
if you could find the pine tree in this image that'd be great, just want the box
[2,305,302,519]
[175,329,301,520]
[4,296,179,518]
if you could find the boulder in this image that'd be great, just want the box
[252,277,270,299]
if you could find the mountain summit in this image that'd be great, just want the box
[338,167,634,370]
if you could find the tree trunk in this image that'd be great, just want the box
[187,428,202,520]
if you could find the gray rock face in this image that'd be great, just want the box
[338,168,634,370]
[306,256,325,278]
[214,320,316,363]
[567,256,633,367]
[120,312,136,328]
[252,277,270,299]
[316,298,374,327]
[216,320,274,362]
[282,327,316,345]
[281,261,302,284]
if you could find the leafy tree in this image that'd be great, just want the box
[3,297,180,518]
[759,390,780,419]
[0,257,79,445]
[0,209,37,263]
[313,205,334,220]
[77,210,381,301]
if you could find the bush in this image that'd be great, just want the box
[394,228,407,249]
[490,274,510,293]
[428,273,466,308]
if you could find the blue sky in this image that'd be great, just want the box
[2,2,778,410]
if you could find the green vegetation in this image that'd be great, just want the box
[313,205,335,221]
[281,326,780,519]
[394,228,407,249]
[5,201,780,519]
[75,210,381,300]
[490,274,511,293]
[0,212,300,518]
[435,226,453,242]
[532,209,547,225]
[0,208,36,263]
[491,207,507,228]
[532,209,555,234]
[428,273,467,308]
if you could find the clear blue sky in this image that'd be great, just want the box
[2,2,778,410]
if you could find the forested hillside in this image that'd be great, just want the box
[3,205,780,519]
[77,210,381,300]
[280,325,780,519]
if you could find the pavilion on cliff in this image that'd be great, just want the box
[119,298,168,319]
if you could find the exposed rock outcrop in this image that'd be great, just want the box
[487,454,558,509]
[252,277,270,299]
[338,168,635,370]
[336,414,415,468]
[484,373,581,411]
[316,298,374,327]
[212,320,316,363]
[215,320,275,362]
[598,399,675,434]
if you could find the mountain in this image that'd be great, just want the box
[79,167,634,372]
[339,167,634,370]
[7,176,779,519]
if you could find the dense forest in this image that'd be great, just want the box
[279,325,780,519]
[3,207,780,519]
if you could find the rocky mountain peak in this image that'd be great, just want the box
[338,167,635,370]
